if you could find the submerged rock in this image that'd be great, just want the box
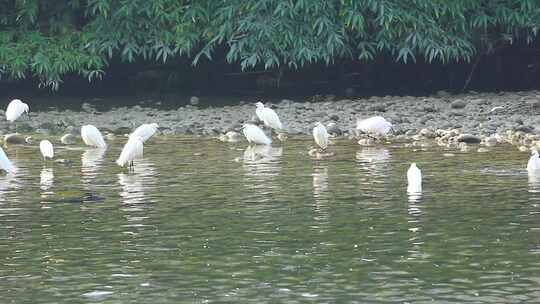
[4,133,27,144]
[61,133,77,145]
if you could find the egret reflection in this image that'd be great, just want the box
[528,171,540,193]
[355,147,391,182]
[40,167,54,192]
[0,172,20,203]
[242,145,282,195]
[118,161,156,206]
[312,165,330,228]
[81,148,107,175]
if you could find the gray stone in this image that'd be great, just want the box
[4,133,26,144]
[451,99,467,109]
[457,134,482,144]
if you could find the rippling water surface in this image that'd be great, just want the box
[1,137,540,303]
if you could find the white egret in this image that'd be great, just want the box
[131,123,159,142]
[242,124,272,145]
[407,163,422,193]
[6,99,29,122]
[313,122,329,150]
[527,150,540,172]
[39,140,54,160]
[356,116,393,136]
[116,136,144,169]
[0,147,15,174]
[81,125,107,148]
[255,102,283,131]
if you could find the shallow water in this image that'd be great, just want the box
[1,137,540,303]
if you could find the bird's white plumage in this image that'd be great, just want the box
[356,116,393,136]
[313,122,329,150]
[116,136,144,167]
[0,147,15,174]
[407,163,422,193]
[6,99,29,122]
[131,123,159,142]
[255,102,283,130]
[527,150,540,172]
[242,124,272,145]
[39,140,54,159]
[81,125,107,148]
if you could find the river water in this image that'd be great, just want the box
[1,137,539,303]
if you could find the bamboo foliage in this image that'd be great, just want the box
[0,0,538,89]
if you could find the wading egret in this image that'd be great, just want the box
[255,102,283,130]
[527,150,540,172]
[131,123,159,142]
[357,116,393,136]
[116,136,144,169]
[81,125,107,148]
[0,147,15,174]
[313,122,329,150]
[6,99,29,122]
[39,140,54,160]
[242,124,272,145]
[407,163,422,193]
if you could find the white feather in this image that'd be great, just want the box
[313,122,329,150]
[0,147,15,173]
[39,140,54,159]
[527,150,540,172]
[81,125,107,148]
[116,136,144,167]
[242,124,272,145]
[130,123,159,142]
[6,99,29,122]
[407,163,422,193]
[356,116,393,136]
[255,102,282,130]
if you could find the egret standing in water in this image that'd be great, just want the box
[255,102,283,131]
[131,123,159,142]
[313,122,329,151]
[242,124,272,145]
[357,116,393,136]
[81,125,107,148]
[39,140,54,160]
[6,99,30,131]
[0,147,15,174]
[116,136,144,170]
[407,163,422,193]
[527,150,540,172]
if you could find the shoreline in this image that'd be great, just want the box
[1,90,539,151]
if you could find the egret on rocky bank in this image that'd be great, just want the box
[356,116,393,136]
[312,122,329,150]
[242,124,272,145]
[131,123,159,142]
[0,147,15,174]
[39,140,54,160]
[255,102,283,131]
[527,150,540,172]
[81,125,107,148]
[407,163,422,193]
[116,136,144,170]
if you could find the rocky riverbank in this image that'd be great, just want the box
[1,90,540,151]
